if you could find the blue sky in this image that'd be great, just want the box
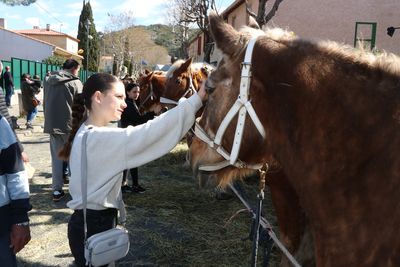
[1,0,232,38]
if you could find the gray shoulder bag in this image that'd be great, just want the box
[81,129,130,267]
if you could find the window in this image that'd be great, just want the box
[354,22,377,51]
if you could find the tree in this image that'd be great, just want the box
[77,0,100,72]
[168,0,285,63]
[247,0,285,28]
[42,55,65,66]
[103,12,169,77]
[168,0,217,63]
[0,0,36,5]
[103,12,135,76]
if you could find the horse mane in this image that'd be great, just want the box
[166,59,215,78]
[239,25,400,77]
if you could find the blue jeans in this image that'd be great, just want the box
[4,85,13,107]
[26,107,38,123]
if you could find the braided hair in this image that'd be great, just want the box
[58,73,120,160]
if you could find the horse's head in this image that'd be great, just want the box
[163,58,214,109]
[189,11,282,187]
[137,71,167,114]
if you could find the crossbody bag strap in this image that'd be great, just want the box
[81,127,127,242]
[117,192,127,225]
[81,128,91,242]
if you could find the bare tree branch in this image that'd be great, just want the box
[245,0,257,20]
[262,0,284,27]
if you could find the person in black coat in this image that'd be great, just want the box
[3,66,14,107]
[120,83,155,193]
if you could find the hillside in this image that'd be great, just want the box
[144,24,199,59]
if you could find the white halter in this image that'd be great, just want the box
[194,36,266,171]
[139,80,157,109]
[160,75,196,105]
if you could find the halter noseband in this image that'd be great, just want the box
[194,36,266,171]
[160,72,196,106]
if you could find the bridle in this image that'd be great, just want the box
[193,36,266,172]
[193,36,302,267]
[139,79,158,110]
[160,73,196,106]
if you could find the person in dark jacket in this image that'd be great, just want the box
[3,66,14,107]
[120,83,155,193]
[43,59,82,202]
[21,73,41,129]
[0,114,32,266]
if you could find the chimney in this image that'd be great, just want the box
[0,18,6,29]
[46,24,50,31]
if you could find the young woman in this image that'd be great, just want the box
[58,73,205,266]
[120,83,155,193]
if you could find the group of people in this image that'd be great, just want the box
[1,58,207,266]
[0,61,44,129]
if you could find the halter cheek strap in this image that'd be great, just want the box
[194,36,266,171]
[139,81,157,109]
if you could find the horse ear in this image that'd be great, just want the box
[178,57,193,73]
[208,10,242,57]
[148,72,154,80]
[144,69,150,74]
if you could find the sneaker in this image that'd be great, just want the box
[121,185,133,193]
[53,190,65,202]
[26,122,33,129]
[132,185,146,194]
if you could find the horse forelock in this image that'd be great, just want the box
[166,59,185,78]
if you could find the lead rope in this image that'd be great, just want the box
[251,163,267,267]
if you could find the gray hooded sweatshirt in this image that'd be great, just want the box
[43,69,83,134]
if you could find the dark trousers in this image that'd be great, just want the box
[122,168,138,186]
[68,208,117,267]
[0,205,16,267]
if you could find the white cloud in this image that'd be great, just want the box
[25,17,40,27]
[112,0,168,25]
[7,14,21,19]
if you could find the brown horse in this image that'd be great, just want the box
[190,11,400,266]
[137,70,167,114]
[162,58,214,110]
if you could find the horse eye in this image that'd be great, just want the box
[205,80,215,94]
[176,78,181,85]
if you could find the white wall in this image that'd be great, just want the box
[0,29,54,61]
[66,38,79,54]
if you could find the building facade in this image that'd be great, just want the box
[0,19,82,63]
[187,0,399,64]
